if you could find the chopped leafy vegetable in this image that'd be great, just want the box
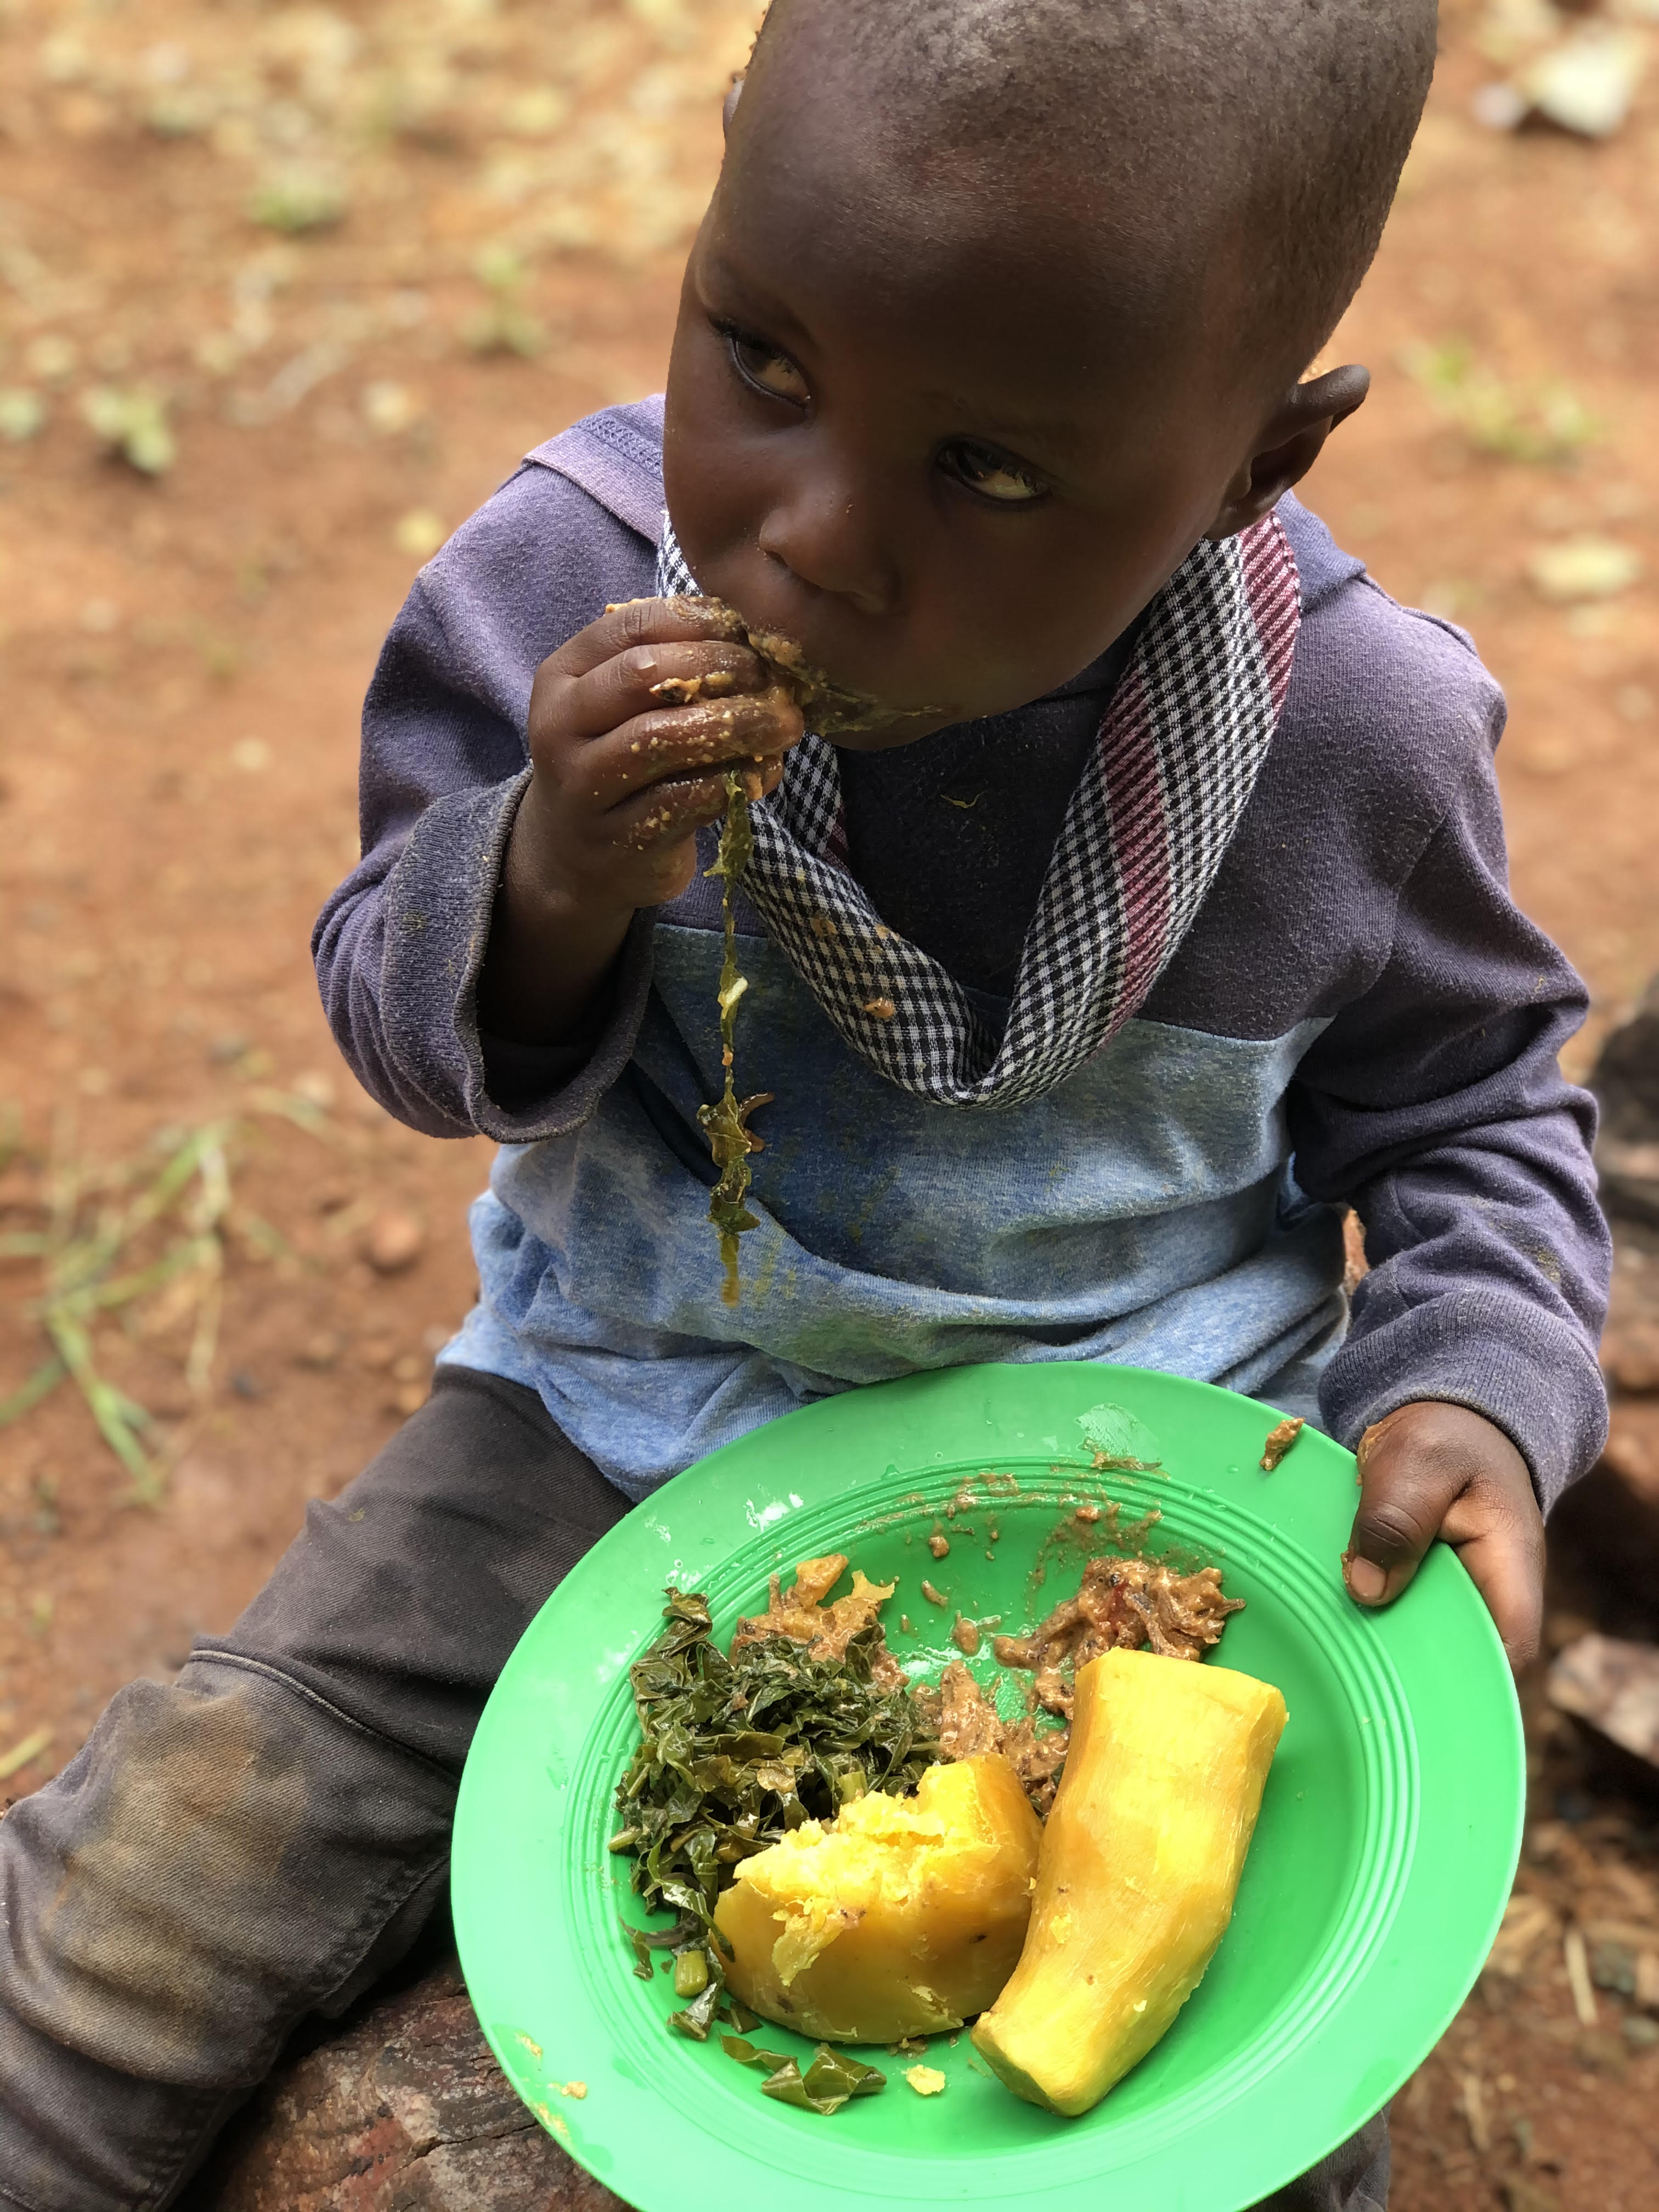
[803,2047,888,2103]
[721,2034,794,2074]
[613,1588,940,1999]
[722,2036,888,2115]
[667,1977,725,2041]
[622,1921,656,1980]
[681,595,941,1307]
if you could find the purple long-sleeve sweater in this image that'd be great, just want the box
[314,397,1610,1504]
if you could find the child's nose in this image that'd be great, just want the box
[755,470,898,618]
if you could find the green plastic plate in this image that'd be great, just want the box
[452,1362,1522,2212]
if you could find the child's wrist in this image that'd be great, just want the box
[479,834,638,1047]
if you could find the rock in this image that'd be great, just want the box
[1600,1142,1659,1231]
[1547,1436,1659,1644]
[182,1959,631,2212]
[1548,1633,1659,1770]
[1520,29,1647,140]
[1602,1418,1659,1491]
[1551,983,1659,1632]
[1604,1317,1659,1396]
[365,1209,425,1273]
[1594,979,1659,1226]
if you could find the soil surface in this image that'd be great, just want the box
[1,1,1657,2206]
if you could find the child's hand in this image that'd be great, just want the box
[1341,1401,1544,1670]
[518,596,802,913]
[481,599,804,1043]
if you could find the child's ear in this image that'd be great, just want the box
[1205,364,1370,539]
[723,74,746,138]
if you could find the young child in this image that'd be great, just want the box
[0,2,1610,2207]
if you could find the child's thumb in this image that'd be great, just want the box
[1342,1411,1448,1609]
[1342,1401,1543,1669]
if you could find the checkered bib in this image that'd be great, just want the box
[655,516,1299,1110]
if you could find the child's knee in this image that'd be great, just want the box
[1,1663,453,2090]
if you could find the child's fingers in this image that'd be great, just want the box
[1342,1400,1543,1670]
[1342,1413,1446,1605]
[554,595,748,681]
[557,638,771,743]
[575,693,803,814]
[1438,1491,1546,1672]
[610,752,785,856]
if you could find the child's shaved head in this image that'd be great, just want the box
[747,0,1437,380]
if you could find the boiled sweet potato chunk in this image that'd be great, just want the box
[714,1753,1042,2043]
[972,1647,1286,2114]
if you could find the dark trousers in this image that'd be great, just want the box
[0,1368,1388,2211]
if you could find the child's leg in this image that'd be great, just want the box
[0,1366,628,2212]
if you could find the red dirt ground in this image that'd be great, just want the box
[1,1,1657,2205]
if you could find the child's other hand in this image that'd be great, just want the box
[1341,1401,1544,1670]
[518,596,803,916]
[482,599,803,1043]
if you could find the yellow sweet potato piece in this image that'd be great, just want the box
[714,1754,1042,2043]
[972,1647,1286,2115]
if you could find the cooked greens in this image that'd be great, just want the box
[697,772,772,1307]
[684,602,930,1308]
[612,1587,940,2030]
[721,2036,888,2114]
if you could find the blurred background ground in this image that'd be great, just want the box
[0,0,1656,2205]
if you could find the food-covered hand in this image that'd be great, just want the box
[479,596,803,1043]
[1341,1400,1544,1670]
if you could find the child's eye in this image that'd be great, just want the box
[720,323,810,405]
[939,441,1046,505]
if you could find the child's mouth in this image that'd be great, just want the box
[682,596,936,738]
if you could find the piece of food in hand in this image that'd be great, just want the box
[714,1753,1042,2043]
[972,1649,1286,2116]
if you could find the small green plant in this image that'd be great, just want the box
[81,386,176,475]
[1399,341,1599,465]
[461,242,546,358]
[0,1101,320,1502]
[0,388,46,443]
[249,168,349,235]
[0,1120,235,1499]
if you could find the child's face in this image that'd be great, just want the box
[662,55,1325,748]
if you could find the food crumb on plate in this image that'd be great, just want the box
[905,2064,947,2096]
[1260,1415,1305,1472]
[561,2080,588,2098]
[921,1579,949,1607]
